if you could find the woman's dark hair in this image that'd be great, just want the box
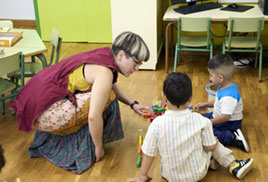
[163,72,192,108]
[0,144,5,172]
[208,54,234,70]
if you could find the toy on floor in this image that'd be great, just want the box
[143,100,168,122]
[188,105,208,113]
[136,129,143,168]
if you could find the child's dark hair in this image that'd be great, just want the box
[208,54,234,71]
[163,72,192,108]
[0,144,5,172]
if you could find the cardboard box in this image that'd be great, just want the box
[0,32,23,47]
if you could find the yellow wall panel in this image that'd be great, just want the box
[85,0,112,43]
[38,0,88,42]
[37,0,112,43]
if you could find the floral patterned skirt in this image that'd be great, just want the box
[28,92,123,174]
[33,90,116,135]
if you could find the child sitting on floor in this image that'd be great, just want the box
[195,54,249,152]
[132,72,253,182]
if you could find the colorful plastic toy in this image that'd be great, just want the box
[188,104,208,113]
[143,100,167,122]
[137,129,143,168]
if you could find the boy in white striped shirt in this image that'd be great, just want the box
[131,72,253,182]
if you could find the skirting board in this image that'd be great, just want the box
[0,19,36,29]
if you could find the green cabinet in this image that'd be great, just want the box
[35,0,112,43]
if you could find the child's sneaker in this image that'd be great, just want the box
[232,129,249,152]
[229,158,254,179]
[209,158,220,170]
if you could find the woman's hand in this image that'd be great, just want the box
[133,104,154,116]
[95,146,105,162]
[130,175,152,182]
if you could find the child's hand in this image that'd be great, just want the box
[130,175,152,182]
[194,102,207,110]
[215,136,219,144]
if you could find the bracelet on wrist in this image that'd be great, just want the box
[130,100,139,109]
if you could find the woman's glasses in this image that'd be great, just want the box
[131,56,142,66]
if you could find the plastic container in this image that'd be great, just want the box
[205,83,218,112]
[205,83,218,101]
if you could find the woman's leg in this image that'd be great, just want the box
[29,91,123,174]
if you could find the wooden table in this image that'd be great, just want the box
[3,28,48,67]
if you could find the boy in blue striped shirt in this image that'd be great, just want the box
[195,54,249,152]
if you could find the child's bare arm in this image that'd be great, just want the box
[195,100,214,109]
[131,153,154,182]
[211,114,231,125]
[139,153,154,181]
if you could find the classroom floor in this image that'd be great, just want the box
[1,41,268,181]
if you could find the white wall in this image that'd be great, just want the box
[0,0,35,20]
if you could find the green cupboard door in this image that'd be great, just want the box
[85,0,112,43]
[37,0,88,42]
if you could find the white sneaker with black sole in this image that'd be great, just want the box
[232,129,249,152]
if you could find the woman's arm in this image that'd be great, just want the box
[112,84,134,106]
[84,65,114,161]
[112,84,153,115]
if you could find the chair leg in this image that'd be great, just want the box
[209,44,213,82]
[210,40,214,59]
[259,48,263,82]
[174,47,178,72]
[178,50,181,65]
[1,95,5,115]
[10,95,15,115]
[255,52,258,68]
[222,43,225,54]
[31,55,36,62]
[210,47,213,59]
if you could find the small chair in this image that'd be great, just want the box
[0,52,24,114]
[174,17,214,72]
[222,17,264,82]
[9,28,62,79]
[25,28,62,76]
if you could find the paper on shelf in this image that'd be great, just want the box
[0,32,23,47]
[0,27,10,32]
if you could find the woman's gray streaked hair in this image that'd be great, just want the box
[112,31,150,62]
